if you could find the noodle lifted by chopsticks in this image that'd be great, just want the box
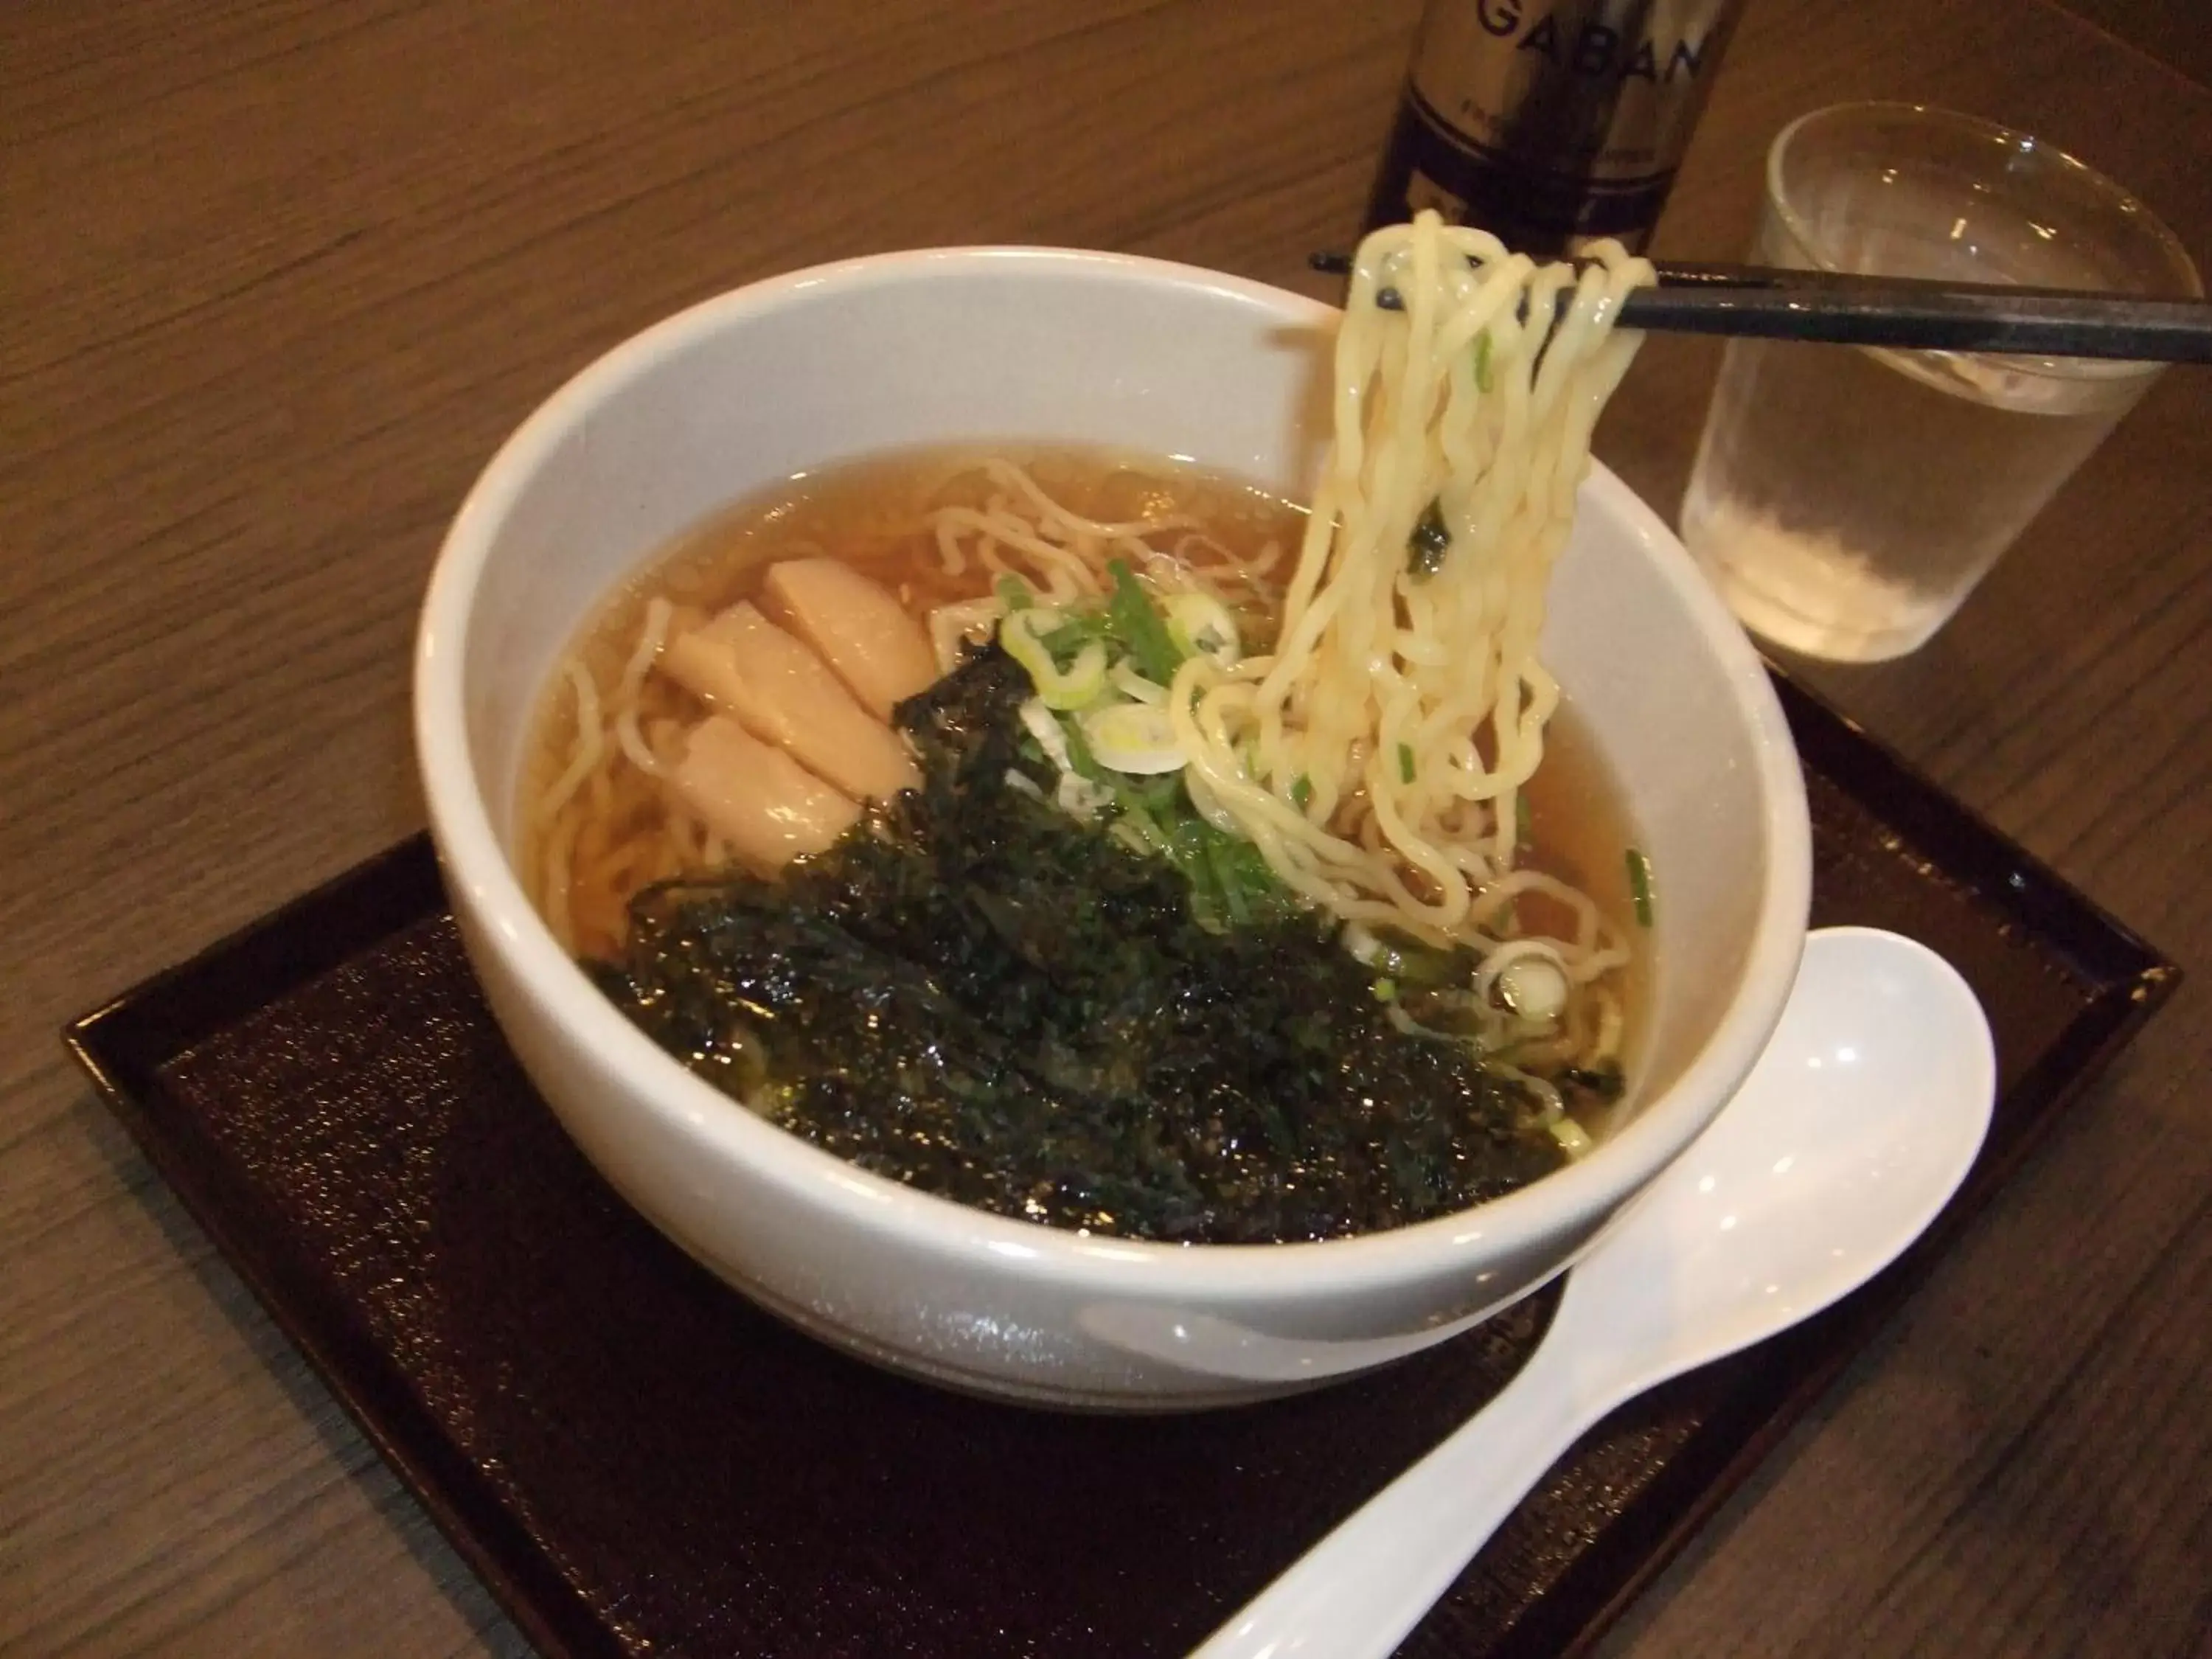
[1172,211,1653,979]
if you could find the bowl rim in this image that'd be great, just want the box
[414,244,1813,1304]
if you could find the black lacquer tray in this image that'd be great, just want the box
[66,673,2176,1658]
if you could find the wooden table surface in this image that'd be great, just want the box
[6,2,2208,1655]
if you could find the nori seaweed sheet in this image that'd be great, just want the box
[591,650,1564,1244]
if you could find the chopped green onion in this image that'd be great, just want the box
[1388,939,1466,988]
[1156,805,1299,931]
[995,574,1034,611]
[1109,658,1169,705]
[1114,798,1169,852]
[1164,591,1242,667]
[1408,498,1451,578]
[1473,330,1494,392]
[1127,773,1182,811]
[1514,791,1532,849]
[1002,608,1107,709]
[1206,834,1253,926]
[1106,558,1184,686]
[1038,611,1111,672]
[1290,773,1314,811]
[1397,743,1416,784]
[1626,847,1655,928]
[1081,700,1186,774]
[1059,712,1106,782]
[1371,977,1398,1003]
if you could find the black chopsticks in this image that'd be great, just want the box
[1306,252,2212,364]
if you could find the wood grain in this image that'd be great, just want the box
[3,1,2207,1655]
[2045,0,2212,91]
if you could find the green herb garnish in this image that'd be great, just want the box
[1397,743,1417,784]
[1058,712,1106,782]
[1106,557,1184,685]
[1037,610,1112,674]
[1163,810,1300,934]
[1290,774,1314,811]
[1118,773,1182,813]
[1205,833,1253,927]
[995,574,1033,611]
[1626,847,1655,928]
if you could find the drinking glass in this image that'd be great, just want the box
[1679,102,2200,662]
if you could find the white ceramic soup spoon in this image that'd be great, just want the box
[1194,925,1996,1659]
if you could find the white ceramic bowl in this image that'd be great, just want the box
[415,248,1812,1411]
